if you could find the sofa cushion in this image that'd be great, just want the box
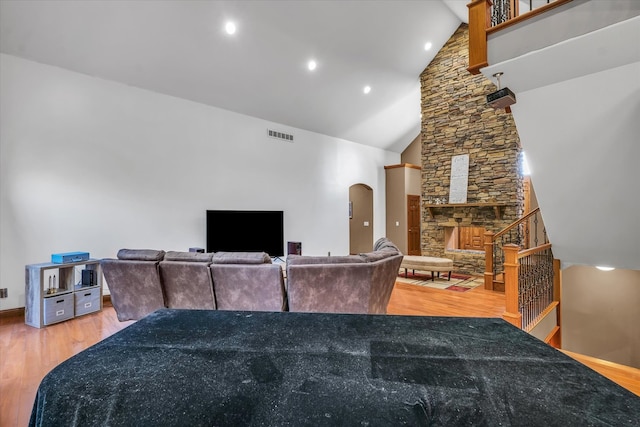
[286,255,365,265]
[164,251,213,263]
[100,258,165,321]
[117,249,165,261]
[159,261,216,310]
[211,264,285,312]
[212,252,272,264]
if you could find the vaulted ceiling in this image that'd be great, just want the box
[0,0,469,152]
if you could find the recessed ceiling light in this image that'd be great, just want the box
[363,86,371,94]
[307,60,317,71]
[596,266,615,271]
[225,21,236,35]
[424,42,433,51]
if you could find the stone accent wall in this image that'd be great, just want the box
[420,24,523,275]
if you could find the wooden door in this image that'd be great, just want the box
[407,195,421,255]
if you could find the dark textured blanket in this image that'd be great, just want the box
[30,309,640,426]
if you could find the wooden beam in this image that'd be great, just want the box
[467,0,491,74]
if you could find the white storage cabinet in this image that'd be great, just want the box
[25,259,103,328]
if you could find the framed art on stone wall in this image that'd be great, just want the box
[449,154,469,204]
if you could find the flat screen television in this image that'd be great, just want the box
[206,210,284,257]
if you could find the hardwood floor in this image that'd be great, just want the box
[386,281,505,317]
[0,303,134,427]
[1,282,638,426]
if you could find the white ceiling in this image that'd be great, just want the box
[0,0,468,153]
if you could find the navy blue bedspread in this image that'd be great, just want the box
[30,309,640,426]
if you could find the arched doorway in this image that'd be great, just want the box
[349,184,373,254]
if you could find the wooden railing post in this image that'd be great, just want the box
[550,258,562,347]
[502,244,522,328]
[484,230,495,290]
[467,0,491,74]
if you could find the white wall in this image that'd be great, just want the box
[562,265,640,369]
[0,54,399,310]
[510,61,640,270]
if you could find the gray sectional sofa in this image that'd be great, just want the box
[101,237,403,321]
[102,249,285,321]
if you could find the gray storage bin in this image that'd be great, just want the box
[43,293,74,325]
[75,287,101,316]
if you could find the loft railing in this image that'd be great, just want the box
[484,208,560,345]
[467,0,573,74]
[517,243,554,330]
[490,0,559,27]
[503,243,561,346]
[484,207,547,291]
[484,205,560,345]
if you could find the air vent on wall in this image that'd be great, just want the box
[267,129,294,142]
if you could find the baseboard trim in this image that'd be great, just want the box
[0,306,24,319]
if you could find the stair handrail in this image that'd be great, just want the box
[484,207,547,290]
[494,207,540,240]
[503,243,560,347]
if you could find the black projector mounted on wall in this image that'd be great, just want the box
[487,87,516,109]
[487,72,516,109]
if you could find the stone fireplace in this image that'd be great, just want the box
[419,24,523,275]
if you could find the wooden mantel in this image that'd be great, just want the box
[425,202,508,219]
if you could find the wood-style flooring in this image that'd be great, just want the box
[0,303,134,427]
[1,282,638,426]
[386,281,505,317]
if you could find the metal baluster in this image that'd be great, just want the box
[491,0,510,26]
